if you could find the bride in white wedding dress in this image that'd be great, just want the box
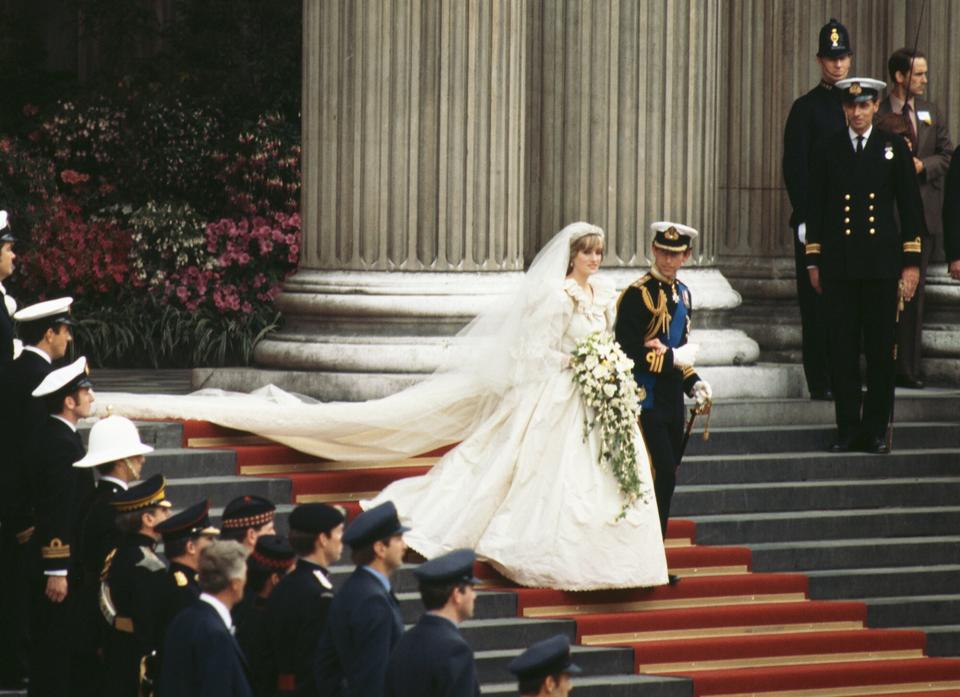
[103,222,668,589]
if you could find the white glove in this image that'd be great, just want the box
[672,343,699,369]
[693,380,712,405]
[797,222,807,245]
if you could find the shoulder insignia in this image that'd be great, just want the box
[313,569,333,590]
[100,548,118,581]
[630,273,653,289]
[639,285,670,341]
[174,570,189,587]
[137,546,166,573]
[41,538,71,560]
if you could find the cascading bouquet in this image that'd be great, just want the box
[569,330,648,519]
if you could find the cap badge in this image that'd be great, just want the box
[849,83,862,96]
[664,226,680,241]
[830,28,840,47]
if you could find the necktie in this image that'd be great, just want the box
[902,102,919,150]
[856,135,864,154]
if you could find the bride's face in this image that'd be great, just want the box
[570,245,603,278]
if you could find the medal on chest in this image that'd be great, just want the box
[884,143,894,160]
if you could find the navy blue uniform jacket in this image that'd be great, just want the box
[314,567,403,697]
[384,613,480,697]
[159,600,252,697]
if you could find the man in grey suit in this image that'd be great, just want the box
[877,47,953,388]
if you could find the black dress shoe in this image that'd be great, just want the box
[668,574,680,586]
[896,376,925,389]
[810,389,834,401]
[862,437,890,454]
[828,435,858,453]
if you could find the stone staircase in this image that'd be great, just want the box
[5,388,960,696]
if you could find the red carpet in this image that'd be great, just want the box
[179,419,960,695]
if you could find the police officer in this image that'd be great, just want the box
[805,77,924,453]
[26,358,96,697]
[945,145,960,281]
[615,222,711,553]
[0,210,17,369]
[384,549,481,697]
[262,503,344,696]
[220,495,277,549]
[783,19,854,400]
[0,297,74,688]
[314,501,408,697]
[233,534,295,697]
[156,500,221,618]
[73,415,155,695]
[100,474,174,697]
[508,635,582,697]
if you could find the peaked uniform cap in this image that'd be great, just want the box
[650,221,698,252]
[508,634,583,680]
[73,415,154,468]
[155,499,220,542]
[0,210,14,243]
[13,297,74,325]
[413,548,481,585]
[836,77,886,103]
[343,500,410,548]
[32,356,92,397]
[110,474,171,512]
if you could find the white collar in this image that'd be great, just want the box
[0,281,6,295]
[51,415,78,432]
[849,126,873,147]
[99,476,129,490]
[23,345,52,363]
[200,593,233,631]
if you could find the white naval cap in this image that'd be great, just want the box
[0,210,8,231]
[835,77,886,103]
[32,356,92,397]
[0,210,13,243]
[650,221,699,251]
[13,296,74,324]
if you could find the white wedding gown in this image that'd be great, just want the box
[99,223,668,590]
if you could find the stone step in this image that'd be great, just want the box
[679,449,960,486]
[482,674,693,696]
[921,625,960,658]
[674,478,960,516]
[458,617,576,652]
[683,422,960,456]
[691,506,960,545]
[475,644,634,685]
[164,476,291,509]
[749,536,960,572]
[867,595,960,629]
[395,590,517,625]
[142,448,237,478]
[78,418,183,449]
[807,566,960,600]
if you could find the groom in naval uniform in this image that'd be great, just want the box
[615,222,712,552]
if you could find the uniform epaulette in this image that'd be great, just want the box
[174,570,189,587]
[137,546,166,572]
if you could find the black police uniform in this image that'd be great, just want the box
[262,558,335,696]
[101,531,175,697]
[944,145,960,265]
[615,272,701,537]
[806,126,923,447]
[79,478,126,589]
[159,599,253,697]
[0,348,53,686]
[26,415,94,697]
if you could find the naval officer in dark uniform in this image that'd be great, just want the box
[100,474,174,697]
[615,222,711,547]
[805,77,924,453]
[314,501,408,697]
[782,18,854,400]
[384,548,481,697]
[261,503,344,696]
[26,358,96,697]
[0,211,17,370]
[156,500,221,618]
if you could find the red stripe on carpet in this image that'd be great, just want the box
[573,601,868,639]
[672,657,960,695]
[506,573,809,615]
[630,629,927,668]
[667,518,696,541]
[666,546,752,570]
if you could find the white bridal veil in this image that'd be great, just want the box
[101,222,605,461]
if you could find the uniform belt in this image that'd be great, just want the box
[277,673,296,692]
[114,616,135,633]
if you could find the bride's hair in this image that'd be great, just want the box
[567,232,604,274]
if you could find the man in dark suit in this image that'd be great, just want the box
[156,500,221,619]
[805,76,924,454]
[100,474,174,697]
[73,415,155,696]
[945,145,960,281]
[0,212,16,371]
[159,540,253,697]
[508,635,581,697]
[0,297,74,689]
[783,18,854,401]
[314,501,408,697]
[26,357,96,697]
[260,503,344,696]
[384,549,480,697]
[877,47,954,388]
